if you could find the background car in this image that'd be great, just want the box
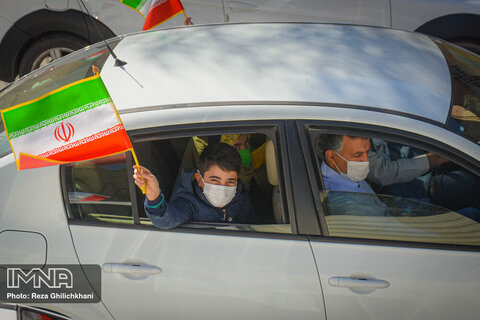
[1,23,480,319]
[1,0,480,83]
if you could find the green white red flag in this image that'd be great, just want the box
[121,0,185,30]
[1,73,133,170]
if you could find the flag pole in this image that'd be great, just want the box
[130,148,146,194]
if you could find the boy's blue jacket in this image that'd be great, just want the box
[145,169,253,229]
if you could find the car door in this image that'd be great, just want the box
[223,0,390,27]
[63,121,326,320]
[296,120,480,320]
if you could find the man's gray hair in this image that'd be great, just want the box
[315,134,343,160]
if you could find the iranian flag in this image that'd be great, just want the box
[1,73,133,170]
[121,0,185,31]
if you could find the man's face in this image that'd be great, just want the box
[195,164,238,189]
[326,136,370,174]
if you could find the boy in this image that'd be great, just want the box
[133,142,253,229]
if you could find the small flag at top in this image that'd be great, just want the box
[1,73,133,170]
[122,0,185,31]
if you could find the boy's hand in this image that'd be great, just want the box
[133,165,161,201]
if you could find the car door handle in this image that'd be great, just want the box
[228,1,257,13]
[103,263,162,275]
[328,276,390,289]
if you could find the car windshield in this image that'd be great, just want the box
[0,38,121,158]
[434,39,480,144]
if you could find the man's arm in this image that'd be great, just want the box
[368,150,449,187]
[367,151,430,187]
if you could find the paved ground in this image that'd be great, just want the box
[0,80,7,90]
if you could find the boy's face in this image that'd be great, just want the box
[195,164,238,189]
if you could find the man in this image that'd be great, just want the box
[316,134,480,221]
[134,142,253,229]
[316,134,387,216]
[317,134,449,194]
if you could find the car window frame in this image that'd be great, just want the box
[297,119,480,252]
[61,120,309,238]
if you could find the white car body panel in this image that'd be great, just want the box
[0,1,45,25]
[0,159,114,319]
[391,0,480,30]
[224,0,391,26]
[69,225,326,320]
[311,241,480,320]
[0,16,12,46]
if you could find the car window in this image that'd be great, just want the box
[64,152,133,224]
[434,39,480,145]
[309,130,480,246]
[63,128,292,234]
[321,191,480,246]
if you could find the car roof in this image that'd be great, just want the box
[98,23,451,124]
[0,23,452,126]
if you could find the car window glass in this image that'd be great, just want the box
[64,153,133,224]
[321,191,480,246]
[434,40,480,145]
[310,131,480,246]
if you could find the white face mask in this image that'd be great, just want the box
[199,174,237,208]
[334,151,370,182]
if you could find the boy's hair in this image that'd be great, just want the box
[198,142,242,175]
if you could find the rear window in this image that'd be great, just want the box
[435,40,480,144]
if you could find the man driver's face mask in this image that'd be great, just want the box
[333,151,370,182]
[198,172,237,208]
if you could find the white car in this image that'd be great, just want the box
[1,23,480,319]
[1,0,480,82]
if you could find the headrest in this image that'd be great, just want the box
[265,138,278,186]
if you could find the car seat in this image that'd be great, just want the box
[265,138,287,224]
